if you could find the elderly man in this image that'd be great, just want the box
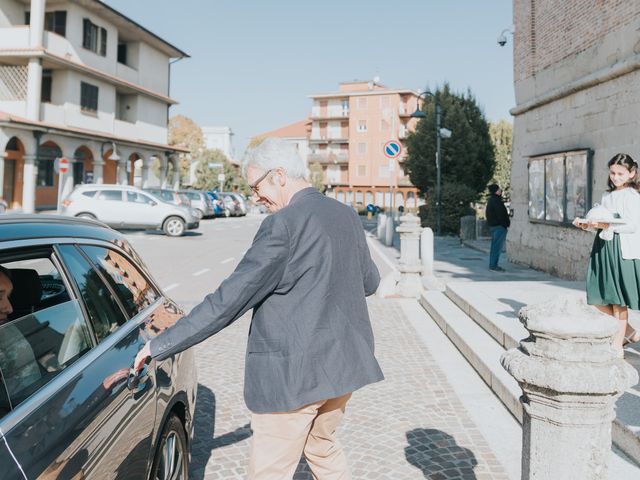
[136,137,383,479]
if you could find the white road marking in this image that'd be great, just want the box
[221,257,235,264]
[163,283,179,292]
[193,268,210,276]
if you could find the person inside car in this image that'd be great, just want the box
[0,265,41,401]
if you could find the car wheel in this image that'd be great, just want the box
[195,209,204,219]
[224,209,231,218]
[163,217,185,237]
[150,414,188,480]
[76,212,96,220]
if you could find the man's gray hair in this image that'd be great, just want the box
[242,137,309,180]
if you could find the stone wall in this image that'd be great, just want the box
[509,69,640,279]
[509,1,640,279]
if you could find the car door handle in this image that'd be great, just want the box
[127,364,149,391]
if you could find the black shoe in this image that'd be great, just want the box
[489,266,505,272]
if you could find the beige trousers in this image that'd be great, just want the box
[248,393,352,480]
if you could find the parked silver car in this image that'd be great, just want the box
[178,190,215,218]
[61,185,199,237]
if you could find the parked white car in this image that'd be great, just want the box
[60,185,200,236]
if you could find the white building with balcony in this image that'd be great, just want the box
[0,0,189,211]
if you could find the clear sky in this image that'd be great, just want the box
[105,0,515,156]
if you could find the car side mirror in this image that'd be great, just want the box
[150,201,157,206]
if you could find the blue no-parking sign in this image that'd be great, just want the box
[383,140,402,158]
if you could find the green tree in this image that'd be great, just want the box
[404,84,495,234]
[168,114,205,185]
[488,120,512,201]
[309,162,324,192]
[193,149,250,195]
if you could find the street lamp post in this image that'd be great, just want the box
[411,91,450,236]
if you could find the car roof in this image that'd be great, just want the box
[0,214,123,244]
[73,184,140,191]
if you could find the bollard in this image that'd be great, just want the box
[384,213,394,247]
[501,297,638,480]
[377,214,386,241]
[395,213,423,297]
[420,227,434,276]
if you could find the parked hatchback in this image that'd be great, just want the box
[0,215,196,479]
[61,185,199,237]
[178,190,215,219]
[144,188,191,209]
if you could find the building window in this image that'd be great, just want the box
[379,95,390,108]
[80,82,99,112]
[25,11,67,36]
[41,70,52,102]
[528,149,592,225]
[37,144,61,187]
[357,165,367,176]
[83,19,107,56]
[118,43,128,64]
[358,142,367,155]
[357,120,367,132]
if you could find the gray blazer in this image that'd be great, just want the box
[150,187,384,413]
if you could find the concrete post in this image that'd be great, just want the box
[501,297,638,480]
[421,227,434,276]
[93,160,104,184]
[395,213,423,297]
[22,154,37,213]
[172,155,180,190]
[117,160,128,185]
[159,156,168,188]
[26,0,45,121]
[384,213,394,246]
[377,214,386,241]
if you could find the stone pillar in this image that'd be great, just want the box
[395,213,423,297]
[501,297,638,480]
[0,152,6,199]
[384,213,394,246]
[117,159,128,185]
[22,154,37,213]
[421,227,434,276]
[171,155,180,190]
[377,214,386,241]
[93,160,104,184]
[26,0,45,122]
[140,158,150,188]
[159,156,168,188]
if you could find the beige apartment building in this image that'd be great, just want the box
[308,80,420,210]
[509,0,640,279]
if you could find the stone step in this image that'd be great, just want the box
[431,285,640,466]
[419,290,523,422]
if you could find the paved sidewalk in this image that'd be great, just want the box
[188,297,512,479]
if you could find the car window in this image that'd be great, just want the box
[186,192,199,200]
[160,191,173,202]
[0,255,93,418]
[79,245,159,319]
[96,190,123,201]
[81,190,97,198]
[127,191,155,205]
[57,245,127,343]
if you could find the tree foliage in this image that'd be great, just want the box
[404,84,495,234]
[488,120,513,201]
[168,114,205,185]
[309,162,324,192]
[193,149,249,195]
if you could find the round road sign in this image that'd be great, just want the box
[383,140,402,159]
[59,157,70,174]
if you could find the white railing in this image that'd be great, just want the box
[116,62,139,85]
[43,31,79,61]
[0,27,29,50]
[308,152,348,164]
[41,103,66,125]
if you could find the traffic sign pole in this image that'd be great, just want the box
[56,157,70,214]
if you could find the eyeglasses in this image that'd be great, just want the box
[249,169,273,194]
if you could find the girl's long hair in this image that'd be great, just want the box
[607,153,640,192]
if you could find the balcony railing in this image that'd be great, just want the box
[309,135,349,143]
[311,109,349,119]
[308,152,349,164]
[0,27,29,51]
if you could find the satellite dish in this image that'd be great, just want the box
[373,75,380,84]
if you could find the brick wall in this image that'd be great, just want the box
[514,0,639,82]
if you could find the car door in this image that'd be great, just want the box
[125,191,162,228]
[93,189,127,226]
[0,244,158,480]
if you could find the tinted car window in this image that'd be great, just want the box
[57,245,127,342]
[186,192,199,200]
[80,245,158,318]
[82,190,97,198]
[96,190,122,201]
[0,256,93,417]
[160,191,173,202]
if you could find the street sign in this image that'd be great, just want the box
[218,173,226,182]
[59,157,70,174]
[383,140,402,159]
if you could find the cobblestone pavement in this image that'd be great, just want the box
[189,298,510,480]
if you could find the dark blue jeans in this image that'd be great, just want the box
[489,226,507,269]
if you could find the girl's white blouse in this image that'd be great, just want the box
[600,188,640,259]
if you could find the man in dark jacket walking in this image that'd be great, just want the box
[485,184,510,271]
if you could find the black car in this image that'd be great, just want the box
[0,215,196,480]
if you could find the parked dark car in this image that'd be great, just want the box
[0,215,196,480]
[206,192,230,217]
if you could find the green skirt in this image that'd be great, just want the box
[586,233,640,309]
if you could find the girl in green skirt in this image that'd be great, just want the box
[574,153,640,358]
